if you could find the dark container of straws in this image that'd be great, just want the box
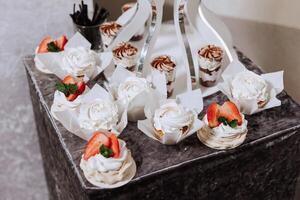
[70,1,109,51]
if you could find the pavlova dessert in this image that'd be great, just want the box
[197,101,248,149]
[100,21,122,48]
[34,35,68,73]
[80,131,136,188]
[112,42,139,72]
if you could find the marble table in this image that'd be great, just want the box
[24,50,300,200]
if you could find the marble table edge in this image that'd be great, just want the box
[23,55,300,191]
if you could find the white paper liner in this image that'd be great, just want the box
[137,89,204,145]
[80,139,136,188]
[107,66,166,122]
[35,32,112,81]
[218,63,284,115]
[51,84,128,141]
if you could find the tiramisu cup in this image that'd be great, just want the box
[153,101,195,142]
[151,55,176,97]
[100,22,122,48]
[121,3,144,41]
[198,45,224,87]
[112,42,138,72]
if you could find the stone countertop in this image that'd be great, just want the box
[24,50,300,191]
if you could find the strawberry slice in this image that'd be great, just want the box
[63,75,76,85]
[67,94,78,102]
[220,101,242,125]
[55,35,68,51]
[84,131,111,160]
[109,134,120,158]
[37,36,52,53]
[207,103,220,128]
[76,81,86,95]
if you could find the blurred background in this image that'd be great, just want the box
[0,0,299,199]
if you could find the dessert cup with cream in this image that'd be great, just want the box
[80,132,136,188]
[100,21,122,48]
[198,44,224,87]
[197,101,248,149]
[112,42,138,72]
[151,55,176,97]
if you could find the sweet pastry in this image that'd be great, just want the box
[100,21,122,48]
[153,101,195,140]
[34,35,68,73]
[121,3,144,41]
[62,47,98,79]
[231,71,269,108]
[112,42,138,72]
[80,132,136,187]
[151,55,176,97]
[78,98,119,133]
[197,101,248,149]
[198,44,224,87]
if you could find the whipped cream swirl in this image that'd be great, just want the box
[198,45,224,71]
[151,55,176,72]
[117,76,150,104]
[231,71,269,105]
[100,22,122,37]
[78,99,119,132]
[112,42,138,60]
[153,101,195,135]
[62,47,98,78]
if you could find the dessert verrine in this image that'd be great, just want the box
[80,132,136,187]
[151,55,176,97]
[153,100,195,141]
[34,35,68,73]
[112,42,138,72]
[198,44,224,87]
[231,71,269,108]
[78,98,119,133]
[197,101,248,149]
[100,21,122,48]
[62,47,98,79]
[121,3,144,41]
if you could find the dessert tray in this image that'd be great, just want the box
[26,0,293,191]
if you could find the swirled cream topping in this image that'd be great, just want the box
[117,76,150,104]
[151,55,176,72]
[100,22,122,37]
[112,42,138,60]
[198,45,223,62]
[231,71,269,104]
[62,47,97,78]
[203,114,248,137]
[78,99,119,131]
[153,101,195,135]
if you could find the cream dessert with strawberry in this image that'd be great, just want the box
[197,101,248,149]
[34,35,68,73]
[80,132,136,187]
[198,44,224,87]
[231,71,269,108]
[153,101,195,143]
[112,42,138,72]
[100,21,122,48]
[151,55,176,97]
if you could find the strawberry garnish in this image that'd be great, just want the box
[37,36,52,53]
[63,75,76,84]
[219,101,242,125]
[55,35,68,51]
[76,81,86,95]
[109,134,120,158]
[56,75,86,101]
[67,94,78,102]
[84,131,111,160]
[207,103,220,128]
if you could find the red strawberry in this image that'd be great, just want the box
[37,36,52,53]
[55,35,68,50]
[84,132,111,160]
[220,101,242,125]
[63,75,76,85]
[109,134,120,158]
[76,81,86,95]
[207,103,220,128]
[67,94,78,102]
